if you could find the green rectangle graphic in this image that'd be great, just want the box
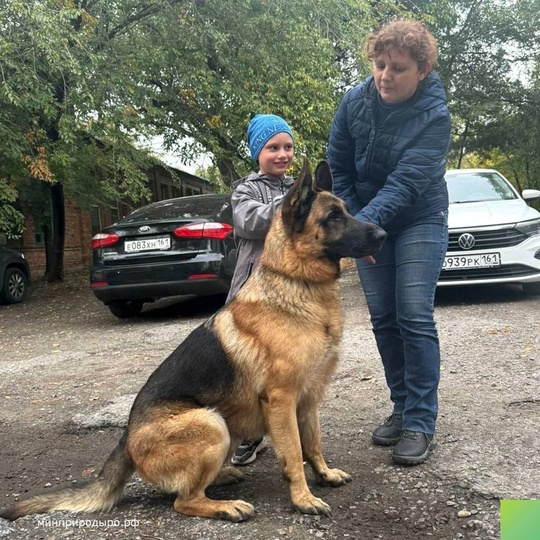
[501,500,540,540]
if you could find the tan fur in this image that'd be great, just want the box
[0,159,385,523]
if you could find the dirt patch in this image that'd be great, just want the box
[1,270,539,539]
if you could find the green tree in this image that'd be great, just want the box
[149,0,381,184]
[1,0,388,280]
[0,0,184,279]
[409,0,540,183]
[461,71,540,193]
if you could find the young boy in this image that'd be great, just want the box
[227,113,295,465]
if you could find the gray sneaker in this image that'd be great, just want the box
[371,413,403,446]
[231,438,268,465]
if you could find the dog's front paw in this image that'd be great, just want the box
[214,500,255,522]
[315,467,352,487]
[292,493,331,517]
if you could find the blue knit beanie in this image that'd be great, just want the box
[247,114,293,162]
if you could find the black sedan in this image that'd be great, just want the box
[0,247,31,304]
[90,194,236,318]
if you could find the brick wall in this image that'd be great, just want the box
[64,200,93,272]
[18,213,44,275]
[17,198,92,279]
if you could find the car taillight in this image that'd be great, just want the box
[173,222,233,240]
[188,273,219,279]
[92,233,120,249]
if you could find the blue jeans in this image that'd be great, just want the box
[356,211,448,435]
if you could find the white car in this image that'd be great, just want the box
[439,168,540,294]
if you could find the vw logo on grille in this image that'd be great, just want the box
[138,225,151,232]
[458,233,476,250]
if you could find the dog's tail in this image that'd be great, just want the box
[0,432,134,521]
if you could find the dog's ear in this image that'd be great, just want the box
[314,161,333,192]
[282,156,317,235]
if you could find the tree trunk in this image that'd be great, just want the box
[45,183,66,282]
[216,156,238,188]
[457,120,470,169]
[43,222,52,276]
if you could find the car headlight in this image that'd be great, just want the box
[515,218,540,237]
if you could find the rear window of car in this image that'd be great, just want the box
[119,194,232,223]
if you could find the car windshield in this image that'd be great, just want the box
[446,172,518,203]
[119,194,231,223]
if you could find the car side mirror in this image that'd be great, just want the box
[522,189,540,201]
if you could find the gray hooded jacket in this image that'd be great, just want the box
[226,171,294,302]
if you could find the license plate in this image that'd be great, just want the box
[124,237,171,253]
[442,252,501,270]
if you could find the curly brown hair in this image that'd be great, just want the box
[365,19,438,71]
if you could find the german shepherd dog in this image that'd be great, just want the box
[1,159,386,522]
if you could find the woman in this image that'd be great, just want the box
[327,19,451,465]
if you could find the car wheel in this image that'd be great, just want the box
[523,282,540,295]
[107,300,144,318]
[1,267,28,304]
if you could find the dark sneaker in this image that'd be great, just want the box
[231,438,268,466]
[392,430,435,466]
[372,414,403,446]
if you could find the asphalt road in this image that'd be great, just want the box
[0,269,538,539]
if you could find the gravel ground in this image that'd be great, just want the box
[0,268,539,539]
